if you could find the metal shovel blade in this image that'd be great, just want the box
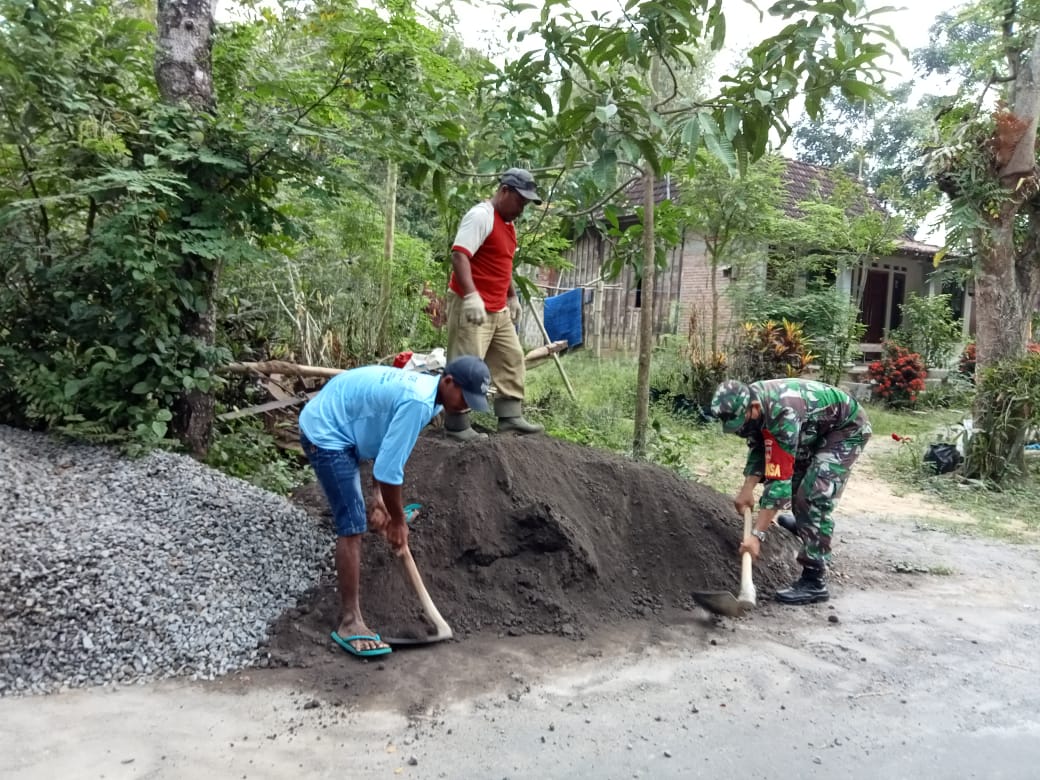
[693,508,758,618]
[691,590,748,618]
[380,615,449,648]
[383,632,452,647]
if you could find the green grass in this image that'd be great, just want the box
[860,402,967,441]
[873,446,1040,542]
[524,354,1039,542]
[523,353,746,490]
[866,403,1039,542]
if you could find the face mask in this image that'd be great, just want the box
[735,415,763,438]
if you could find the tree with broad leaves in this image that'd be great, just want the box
[920,0,1040,481]
[0,0,902,460]
[791,83,942,232]
[484,0,899,456]
[679,152,784,356]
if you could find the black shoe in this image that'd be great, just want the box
[775,575,830,605]
[776,513,798,538]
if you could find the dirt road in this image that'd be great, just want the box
[3,492,1039,779]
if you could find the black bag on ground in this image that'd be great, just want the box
[924,443,962,474]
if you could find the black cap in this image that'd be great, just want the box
[443,355,491,412]
[499,168,543,204]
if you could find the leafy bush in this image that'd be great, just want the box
[867,343,927,407]
[755,291,847,342]
[890,292,961,368]
[916,373,975,410]
[750,292,866,385]
[205,419,309,495]
[958,341,1040,383]
[964,352,1040,482]
[649,320,729,418]
[681,348,729,410]
[732,319,815,382]
[812,300,867,386]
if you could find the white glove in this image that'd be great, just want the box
[508,296,522,324]
[462,292,486,325]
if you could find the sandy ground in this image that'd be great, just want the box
[4,447,1040,779]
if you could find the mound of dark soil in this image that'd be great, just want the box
[268,433,799,666]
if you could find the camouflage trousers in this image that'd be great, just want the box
[790,410,871,572]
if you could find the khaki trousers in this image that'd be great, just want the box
[445,290,526,401]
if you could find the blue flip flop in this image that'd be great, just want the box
[404,503,422,523]
[330,631,392,658]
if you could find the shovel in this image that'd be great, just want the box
[382,544,454,646]
[382,505,454,646]
[692,507,757,617]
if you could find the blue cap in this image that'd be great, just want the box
[444,355,491,412]
[499,168,543,204]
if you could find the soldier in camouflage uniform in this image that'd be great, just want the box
[710,378,871,604]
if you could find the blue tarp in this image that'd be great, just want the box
[542,287,583,348]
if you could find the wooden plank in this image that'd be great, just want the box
[260,377,296,402]
[227,360,344,378]
[217,392,318,421]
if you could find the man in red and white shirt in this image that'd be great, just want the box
[444,168,545,441]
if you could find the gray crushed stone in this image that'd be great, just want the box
[0,425,330,696]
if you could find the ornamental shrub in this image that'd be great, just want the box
[889,292,961,368]
[959,341,1040,383]
[964,351,1040,482]
[867,342,927,407]
[732,319,816,382]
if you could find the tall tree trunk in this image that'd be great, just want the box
[973,221,1033,368]
[632,168,655,459]
[965,195,1040,480]
[708,241,718,355]
[378,161,398,354]
[155,0,215,112]
[962,27,1040,480]
[155,0,217,457]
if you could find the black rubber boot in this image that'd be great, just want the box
[776,512,799,538]
[775,568,830,605]
[494,397,544,435]
[444,412,488,442]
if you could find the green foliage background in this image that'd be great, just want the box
[1,0,902,459]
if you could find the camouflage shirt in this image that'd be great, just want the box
[741,378,863,509]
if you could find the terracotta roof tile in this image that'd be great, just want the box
[780,158,884,219]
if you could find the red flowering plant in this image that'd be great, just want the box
[867,342,927,407]
[960,341,1040,383]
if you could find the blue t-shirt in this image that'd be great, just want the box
[298,366,442,485]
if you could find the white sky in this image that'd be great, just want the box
[221,0,948,241]
[447,0,940,80]
[444,0,946,240]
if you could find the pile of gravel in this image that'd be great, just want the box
[0,425,331,696]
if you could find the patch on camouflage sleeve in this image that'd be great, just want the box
[763,429,795,479]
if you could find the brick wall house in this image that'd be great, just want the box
[529,158,949,357]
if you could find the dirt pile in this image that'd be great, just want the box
[269,433,800,665]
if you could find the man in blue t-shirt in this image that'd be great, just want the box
[298,355,491,658]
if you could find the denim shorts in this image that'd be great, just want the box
[300,434,366,537]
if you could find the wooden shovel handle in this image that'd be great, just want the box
[738,507,757,607]
[395,545,453,638]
